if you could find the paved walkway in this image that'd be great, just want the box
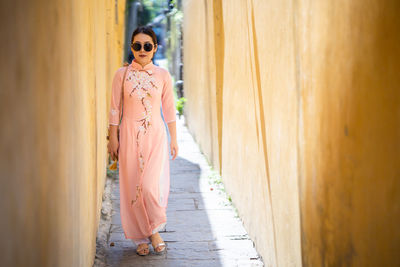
[94,115,264,267]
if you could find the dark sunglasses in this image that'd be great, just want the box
[131,42,154,52]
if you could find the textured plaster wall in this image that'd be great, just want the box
[0,1,126,266]
[183,0,399,266]
[296,1,400,266]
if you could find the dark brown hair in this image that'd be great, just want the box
[130,26,158,46]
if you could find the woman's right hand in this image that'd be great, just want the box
[107,136,119,161]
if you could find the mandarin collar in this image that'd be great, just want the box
[129,59,155,74]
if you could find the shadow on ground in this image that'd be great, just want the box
[94,116,264,267]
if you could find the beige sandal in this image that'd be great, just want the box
[136,243,150,256]
[151,233,166,254]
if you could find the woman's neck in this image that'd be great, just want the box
[134,58,151,68]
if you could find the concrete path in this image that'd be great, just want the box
[95,115,264,267]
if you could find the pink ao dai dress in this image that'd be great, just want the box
[108,59,176,245]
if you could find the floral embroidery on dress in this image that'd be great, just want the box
[127,68,157,207]
[131,185,142,206]
[126,69,158,174]
[126,70,157,100]
[138,153,144,172]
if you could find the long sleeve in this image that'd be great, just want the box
[109,67,125,126]
[161,70,177,124]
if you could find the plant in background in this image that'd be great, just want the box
[176,97,186,118]
[139,0,165,25]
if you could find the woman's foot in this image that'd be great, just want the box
[150,232,166,253]
[136,243,150,256]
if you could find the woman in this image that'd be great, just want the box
[107,26,178,256]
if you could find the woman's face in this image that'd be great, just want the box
[131,33,157,66]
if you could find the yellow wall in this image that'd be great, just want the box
[0,1,126,266]
[183,0,400,266]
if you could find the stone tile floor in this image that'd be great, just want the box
[94,115,264,267]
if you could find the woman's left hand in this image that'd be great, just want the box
[170,139,179,160]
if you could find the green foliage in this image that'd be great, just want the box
[107,169,113,177]
[129,0,167,26]
[172,9,183,24]
[207,167,239,218]
[176,97,187,116]
[107,167,117,177]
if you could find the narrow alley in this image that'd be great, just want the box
[94,115,264,267]
[1,1,399,266]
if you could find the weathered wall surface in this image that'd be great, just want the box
[297,1,400,266]
[0,1,126,266]
[183,0,399,266]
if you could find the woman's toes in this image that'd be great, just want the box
[137,244,150,255]
[156,245,165,252]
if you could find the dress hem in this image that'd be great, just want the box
[124,220,167,240]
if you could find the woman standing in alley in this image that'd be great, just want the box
[107,26,178,256]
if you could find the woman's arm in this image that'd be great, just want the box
[167,121,178,160]
[108,67,124,160]
[161,69,178,159]
[167,121,177,142]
